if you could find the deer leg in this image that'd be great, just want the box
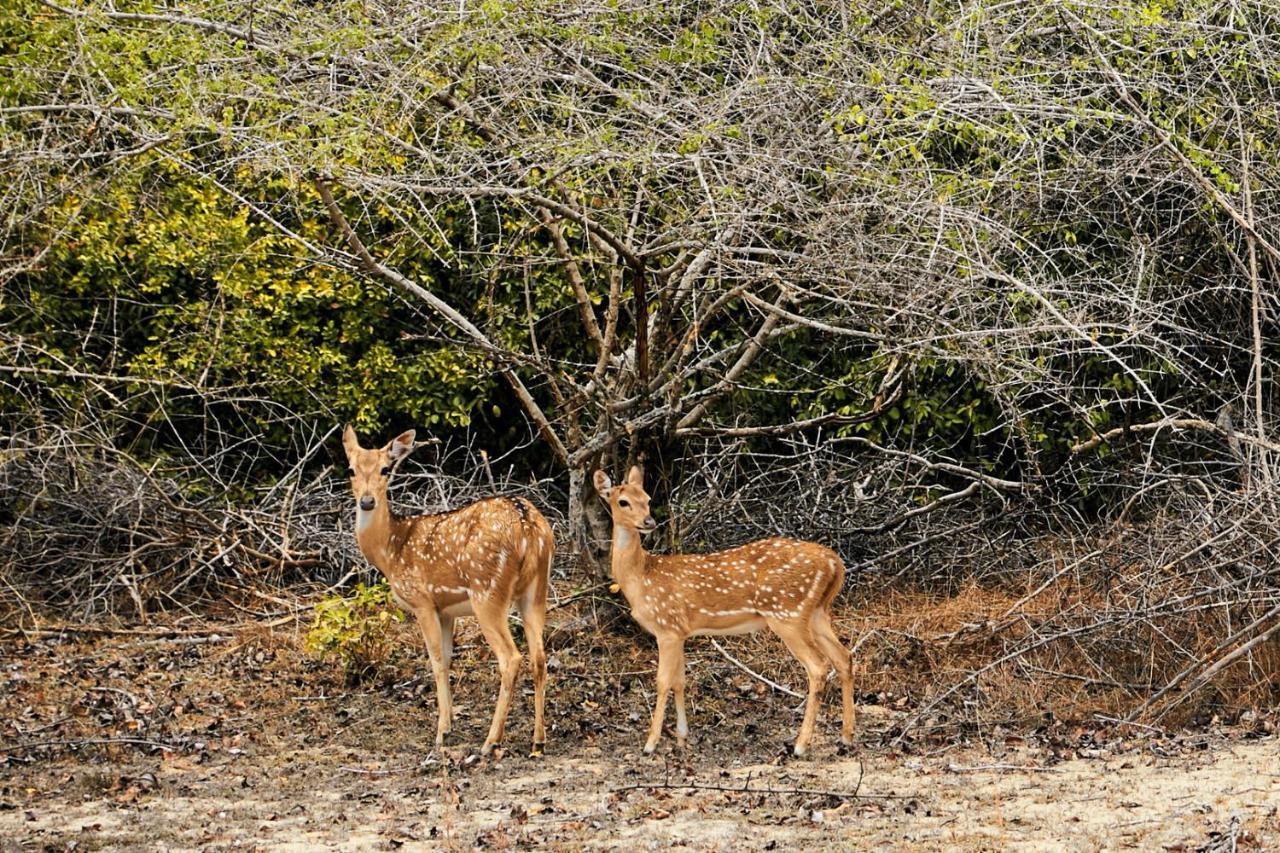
[645,634,683,754]
[439,614,456,733]
[811,611,856,747]
[771,620,830,758]
[672,641,688,749]
[518,584,548,757]
[473,599,522,756]
[415,606,452,747]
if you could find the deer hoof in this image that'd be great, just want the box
[528,743,545,759]
[792,743,808,758]
[643,742,657,755]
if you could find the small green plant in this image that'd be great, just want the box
[305,580,406,685]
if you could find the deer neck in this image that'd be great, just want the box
[354,499,406,571]
[609,524,648,591]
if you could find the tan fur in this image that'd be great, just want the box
[344,425,553,756]
[594,465,856,757]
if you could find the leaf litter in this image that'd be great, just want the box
[1,620,1277,851]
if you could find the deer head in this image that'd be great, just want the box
[593,465,657,532]
[342,425,416,518]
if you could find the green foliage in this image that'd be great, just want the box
[2,158,497,456]
[304,581,406,685]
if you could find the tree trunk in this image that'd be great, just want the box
[567,466,613,579]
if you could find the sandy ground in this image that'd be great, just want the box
[2,622,1278,851]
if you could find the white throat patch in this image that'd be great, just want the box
[356,508,375,532]
[614,526,634,551]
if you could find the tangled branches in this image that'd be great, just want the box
[0,423,563,620]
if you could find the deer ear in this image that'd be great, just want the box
[387,430,416,461]
[626,465,644,486]
[592,470,613,498]
[342,424,359,457]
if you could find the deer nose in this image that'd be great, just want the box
[642,516,657,531]
[359,496,376,512]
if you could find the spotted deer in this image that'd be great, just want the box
[343,426,553,756]
[594,465,855,756]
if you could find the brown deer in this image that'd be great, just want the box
[593,465,855,757]
[343,426,553,757]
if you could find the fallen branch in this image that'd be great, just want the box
[6,737,181,753]
[337,765,415,776]
[610,780,885,799]
[1143,605,1280,723]
[126,635,232,648]
[711,639,804,699]
[1126,602,1280,722]
[1,625,221,639]
[946,763,1059,774]
[547,582,614,613]
[611,760,895,800]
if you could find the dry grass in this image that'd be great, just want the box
[836,575,1280,734]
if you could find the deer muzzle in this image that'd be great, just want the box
[359,495,376,511]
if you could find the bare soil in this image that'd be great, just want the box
[2,616,1278,851]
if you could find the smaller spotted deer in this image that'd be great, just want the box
[594,465,855,756]
[343,426,553,756]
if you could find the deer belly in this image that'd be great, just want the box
[438,595,475,618]
[385,587,412,611]
[692,618,767,637]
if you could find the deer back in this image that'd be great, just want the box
[629,537,844,637]
[385,497,550,609]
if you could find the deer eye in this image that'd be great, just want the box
[618,498,630,508]
[380,466,391,476]
[345,467,355,477]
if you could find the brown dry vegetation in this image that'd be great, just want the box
[852,578,1280,734]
